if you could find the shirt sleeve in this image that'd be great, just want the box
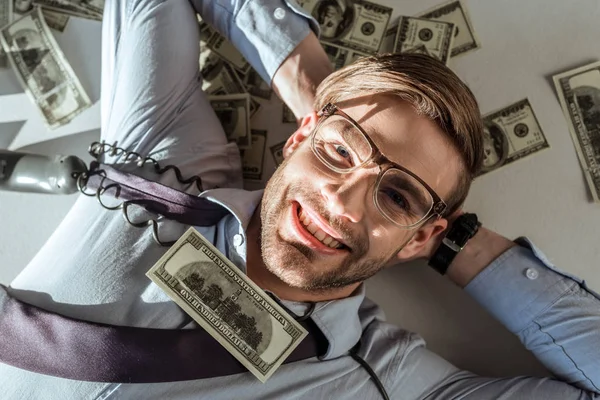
[191,0,320,84]
[464,238,600,393]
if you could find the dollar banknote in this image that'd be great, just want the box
[209,93,251,148]
[242,129,267,181]
[478,99,549,176]
[146,227,308,383]
[200,42,260,118]
[403,44,434,57]
[554,61,600,202]
[32,0,102,21]
[199,19,250,74]
[0,0,12,67]
[41,9,69,32]
[13,1,69,32]
[282,103,295,124]
[394,16,455,65]
[270,141,286,167]
[379,23,396,53]
[417,0,480,58]
[298,0,392,54]
[0,8,92,128]
[322,43,368,71]
[240,67,272,101]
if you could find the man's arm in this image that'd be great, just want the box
[191,0,333,119]
[448,228,600,393]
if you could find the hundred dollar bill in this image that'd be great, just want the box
[0,8,91,128]
[209,93,251,148]
[199,20,250,74]
[0,0,12,68]
[478,99,549,176]
[13,2,69,32]
[417,0,480,58]
[403,44,433,57]
[32,0,102,21]
[298,0,392,54]
[270,140,286,167]
[242,129,267,181]
[394,16,455,65]
[146,227,308,383]
[41,9,69,32]
[322,43,368,71]
[378,23,396,53]
[240,67,272,101]
[199,51,260,119]
[282,103,295,124]
[553,61,600,202]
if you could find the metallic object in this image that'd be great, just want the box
[0,150,87,194]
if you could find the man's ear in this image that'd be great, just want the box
[283,111,318,159]
[394,218,448,263]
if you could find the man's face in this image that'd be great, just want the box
[259,95,461,292]
[482,129,499,167]
[319,5,344,39]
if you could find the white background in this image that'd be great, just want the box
[1,0,599,379]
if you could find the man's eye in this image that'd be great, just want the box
[334,144,351,159]
[383,188,410,211]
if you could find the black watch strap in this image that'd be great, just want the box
[428,213,481,275]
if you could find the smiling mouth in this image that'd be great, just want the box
[295,204,348,250]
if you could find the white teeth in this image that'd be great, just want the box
[298,208,343,249]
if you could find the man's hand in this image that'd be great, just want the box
[271,32,333,123]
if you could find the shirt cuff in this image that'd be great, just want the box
[464,238,590,334]
[231,0,319,84]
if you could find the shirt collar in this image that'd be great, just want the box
[200,187,367,359]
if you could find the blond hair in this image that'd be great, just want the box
[314,53,484,216]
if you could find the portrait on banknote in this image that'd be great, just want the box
[14,0,33,14]
[311,0,355,40]
[482,122,508,171]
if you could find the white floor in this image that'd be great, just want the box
[2,0,599,378]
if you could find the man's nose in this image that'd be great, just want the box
[319,170,375,224]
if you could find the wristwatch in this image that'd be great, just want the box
[428,213,481,275]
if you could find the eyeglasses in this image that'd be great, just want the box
[310,103,447,229]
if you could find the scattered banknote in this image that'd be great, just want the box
[379,23,397,53]
[13,2,70,32]
[0,0,11,67]
[270,141,286,167]
[554,61,600,202]
[478,99,549,176]
[322,43,368,71]
[417,0,480,58]
[200,43,260,118]
[209,93,251,148]
[200,19,250,74]
[32,0,102,21]
[146,227,308,383]
[394,16,455,65]
[242,129,267,181]
[241,67,272,101]
[42,9,69,32]
[403,44,433,57]
[282,103,295,124]
[0,8,92,128]
[298,0,392,54]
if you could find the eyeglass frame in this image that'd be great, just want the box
[309,102,448,229]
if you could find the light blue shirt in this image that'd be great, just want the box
[2,0,599,399]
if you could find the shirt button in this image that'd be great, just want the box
[525,268,539,280]
[274,7,286,20]
[233,234,244,247]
